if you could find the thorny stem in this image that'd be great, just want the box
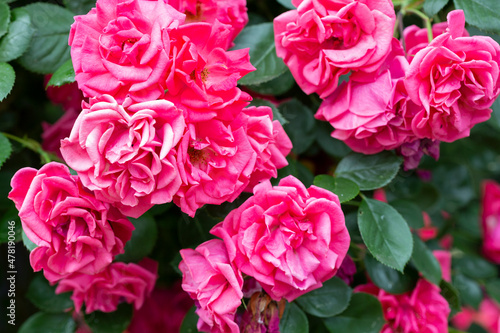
[2,132,63,164]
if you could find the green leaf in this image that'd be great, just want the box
[358,198,413,272]
[315,121,351,158]
[249,97,287,126]
[485,279,500,305]
[22,229,37,251]
[245,69,295,96]
[0,131,12,167]
[453,273,483,309]
[46,58,75,88]
[365,253,418,294]
[313,175,359,203]
[18,3,74,74]
[0,2,10,39]
[84,303,133,333]
[277,157,314,187]
[0,62,14,102]
[453,255,499,280]
[440,280,461,315]
[27,273,73,313]
[323,293,385,333]
[180,306,199,333]
[18,312,75,333]
[454,0,500,34]
[63,0,95,15]
[115,213,158,263]
[276,0,295,9]
[233,22,288,85]
[389,200,424,229]
[424,0,449,17]
[0,8,33,62]
[411,235,442,285]
[279,99,316,154]
[335,152,403,191]
[280,302,309,333]
[296,277,352,318]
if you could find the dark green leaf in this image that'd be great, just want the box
[245,69,295,96]
[18,312,75,333]
[358,198,413,272]
[0,62,14,102]
[0,8,33,62]
[389,200,424,229]
[313,175,359,203]
[63,0,95,15]
[279,99,316,154]
[0,211,21,243]
[296,277,352,318]
[431,163,475,212]
[335,152,402,190]
[0,2,10,39]
[22,229,37,251]
[453,274,483,309]
[454,255,498,280]
[27,273,73,313]
[277,157,314,187]
[0,132,12,168]
[485,279,500,305]
[249,98,287,126]
[233,23,288,85]
[424,0,449,17]
[315,121,351,158]
[180,306,198,333]
[46,58,75,88]
[490,97,500,131]
[440,280,461,315]
[411,235,442,285]
[365,253,418,294]
[115,213,158,263]
[84,303,133,333]
[280,302,309,333]
[454,0,500,34]
[276,0,295,10]
[323,293,385,333]
[469,324,490,333]
[18,3,74,74]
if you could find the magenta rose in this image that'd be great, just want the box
[56,258,158,313]
[405,10,500,142]
[481,180,500,263]
[356,279,450,333]
[179,239,243,333]
[211,175,350,301]
[274,0,396,98]
[8,162,133,283]
[61,95,185,218]
[69,0,185,103]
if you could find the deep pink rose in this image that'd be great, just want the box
[481,180,500,263]
[174,116,257,217]
[179,239,243,333]
[316,39,417,154]
[405,10,500,142]
[69,0,185,102]
[56,258,157,314]
[274,0,396,98]
[452,298,500,333]
[60,95,185,218]
[167,0,248,48]
[211,175,350,301]
[356,279,450,333]
[8,162,133,283]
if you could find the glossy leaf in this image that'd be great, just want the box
[454,0,500,34]
[63,0,96,15]
[313,175,359,203]
[280,302,309,333]
[296,277,352,318]
[390,200,424,229]
[0,2,10,39]
[0,62,14,102]
[365,253,418,294]
[485,279,500,305]
[46,58,75,88]
[115,213,158,263]
[0,8,33,62]
[453,273,483,309]
[440,280,461,315]
[424,0,449,17]
[19,312,75,333]
[0,132,12,169]
[358,198,413,272]
[27,273,73,313]
[411,235,442,286]
[245,69,295,96]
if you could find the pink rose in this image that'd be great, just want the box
[316,39,417,154]
[69,0,185,102]
[167,0,248,48]
[211,175,350,301]
[274,0,396,98]
[179,239,243,333]
[405,10,500,142]
[8,162,133,283]
[452,298,500,333]
[356,279,450,333]
[433,250,451,282]
[56,258,158,314]
[481,180,500,263]
[61,95,185,218]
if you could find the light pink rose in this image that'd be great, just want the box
[356,279,450,333]
[69,0,185,103]
[405,10,500,142]
[60,95,185,218]
[166,0,248,48]
[316,39,417,154]
[56,258,158,314]
[179,239,243,333]
[274,0,396,98]
[211,175,350,301]
[481,180,500,263]
[174,116,257,217]
[8,162,133,283]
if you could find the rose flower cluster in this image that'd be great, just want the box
[275,0,500,169]
[9,0,292,317]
